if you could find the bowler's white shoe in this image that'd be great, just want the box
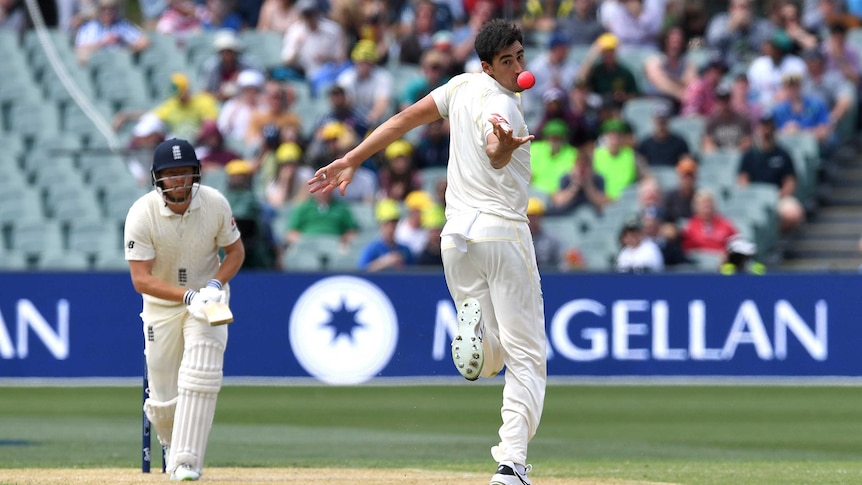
[452,297,484,381]
[170,464,200,481]
[490,461,532,485]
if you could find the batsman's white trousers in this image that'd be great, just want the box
[141,304,228,423]
[441,213,547,466]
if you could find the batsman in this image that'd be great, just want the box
[125,138,245,481]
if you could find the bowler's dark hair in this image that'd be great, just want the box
[474,19,523,64]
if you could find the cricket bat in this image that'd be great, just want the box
[203,301,234,326]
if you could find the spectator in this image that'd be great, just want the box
[730,73,760,124]
[335,40,394,128]
[526,32,580,108]
[217,69,265,146]
[556,0,601,46]
[772,72,833,150]
[306,122,379,202]
[415,204,446,267]
[278,0,348,96]
[636,105,690,168]
[256,0,299,35]
[533,87,589,148]
[199,30,262,102]
[681,57,727,117]
[313,85,371,141]
[245,80,302,149]
[737,112,805,234]
[548,144,608,216]
[641,205,688,267]
[598,0,666,48]
[662,155,699,223]
[681,188,737,254]
[637,176,665,219]
[199,0,243,31]
[747,31,807,113]
[155,0,205,46]
[527,197,563,271]
[822,22,861,87]
[285,187,358,247]
[616,217,664,273]
[521,0,577,32]
[705,0,775,68]
[643,26,698,105]
[802,49,855,134]
[720,234,766,274]
[125,112,167,185]
[223,159,277,269]
[399,48,453,112]
[451,0,496,71]
[702,83,753,154]
[378,139,422,201]
[74,0,150,65]
[194,120,240,172]
[395,190,434,257]
[530,119,578,196]
[778,0,820,51]
[263,142,313,208]
[593,118,640,200]
[413,118,451,169]
[567,78,603,142]
[578,33,640,105]
[397,0,439,65]
[358,199,415,271]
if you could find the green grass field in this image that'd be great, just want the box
[1,383,861,484]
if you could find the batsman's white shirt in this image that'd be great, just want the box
[124,185,241,307]
[431,72,547,467]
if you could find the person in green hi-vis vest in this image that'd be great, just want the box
[592,118,640,200]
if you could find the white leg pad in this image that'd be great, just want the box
[143,397,177,447]
[169,341,224,475]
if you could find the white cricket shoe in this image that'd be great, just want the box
[452,297,484,381]
[490,461,532,485]
[170,464,200,481]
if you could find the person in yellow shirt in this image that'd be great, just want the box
[152,73,220,141]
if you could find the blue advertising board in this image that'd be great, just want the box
[0,271,857,382]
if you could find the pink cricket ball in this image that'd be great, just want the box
[517,71,536,90]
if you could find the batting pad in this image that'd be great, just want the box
[170,340,225,474]
[143,396,177,447]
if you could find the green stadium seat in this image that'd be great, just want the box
[281,235,343,271]
[9,219,65,259]
[686,249,724,272]
[0,187,44,227]
[622,97,670,140]
[7,101,61,138]
[68,217,122,259]
[93,250,129,271]
[37,250,92,271]
[0,251,29,270]
[348,202,377,234]
[668,115,706,157]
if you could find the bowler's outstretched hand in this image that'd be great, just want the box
[486,114,534,168]
[308,158,357,196]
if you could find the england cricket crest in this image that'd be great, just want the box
[289,276,398,384]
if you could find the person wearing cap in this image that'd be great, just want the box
[772,70,834,152]
[681,56,728,117]
[746,31,807,112]
[245,80,302,148]
[263,142,313,207]
[702,82,753,154]
[126,112,168,185]
[395,190,435,257]
[534,86,589,148]
[720,234,766,274]
[199,29,262,102]
[593,118,640,200]
[705,0,775,68]
[737,111,805,234]
[549,145,608,216]
[526,197,563,271]
[311,84,371,144]
[598,0,665,48]
[218,69,265,143]
[309,20,545,484]
[399,48,453,112]
[195,120,241,172]
[635,105,690,168]
[74,0,150,65]
[415,204,447,267]
[335,40,394,127]
[577,32,640,104]
[529,119,577,195]
[681,188,738,254]
[661,154,699,223]
[144,72,220,142]
[125,138,245,482]
[616,216,664,273]
[378,139,422,201]
[357,199,415,271]
[223,159,277,269]
[279,0,348,96]
[524,31,578,107]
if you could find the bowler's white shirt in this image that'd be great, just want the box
[125,185,240,306]
[430,72,531,242]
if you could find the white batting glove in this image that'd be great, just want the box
[199,279,226,303]
[183,289,210,319]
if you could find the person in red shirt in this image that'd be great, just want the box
[681,188,737,253]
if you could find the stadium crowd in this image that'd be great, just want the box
[2,0,861,273]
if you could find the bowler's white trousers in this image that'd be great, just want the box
[441,212,547,466]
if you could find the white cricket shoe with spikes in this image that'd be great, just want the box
[170,463,200,481]
[490,461,532,485]
[452,297,484,381]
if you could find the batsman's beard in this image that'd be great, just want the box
[157,177,200,205]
